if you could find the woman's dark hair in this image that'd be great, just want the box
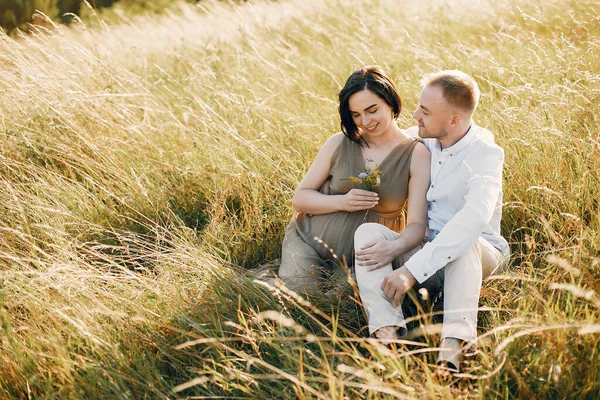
[338,65,402,147]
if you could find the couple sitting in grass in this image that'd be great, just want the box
[266,66,509,373]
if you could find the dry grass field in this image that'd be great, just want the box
[0,0,598,398]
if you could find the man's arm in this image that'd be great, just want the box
[404,146,505,283]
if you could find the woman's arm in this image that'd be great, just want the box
[292,133,379,215]
[392,141,431,254]
[355,142,431,269]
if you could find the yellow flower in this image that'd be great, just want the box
[341,165,382,192]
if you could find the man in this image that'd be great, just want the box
[353,70,509,372]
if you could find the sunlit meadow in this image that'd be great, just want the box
[0,0,598,398]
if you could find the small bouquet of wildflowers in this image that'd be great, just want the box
[342,163,383,192]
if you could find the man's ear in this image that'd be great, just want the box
[450,113,462,126]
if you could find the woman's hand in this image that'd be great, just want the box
[340,188,379,212]
[355,238,397,271]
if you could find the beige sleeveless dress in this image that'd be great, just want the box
[278,135,420,291]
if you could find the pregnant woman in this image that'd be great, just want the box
[277,66,430,308]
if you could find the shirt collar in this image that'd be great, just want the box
[437,123,478,154]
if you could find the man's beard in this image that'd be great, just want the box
[418,125,447,140]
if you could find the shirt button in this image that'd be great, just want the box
[430,185,434,188]
[448,256,451,260]
[433,200,436,202]
[424,273,428,277]
[438,161,442,164]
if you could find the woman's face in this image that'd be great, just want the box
[348,89,395,138]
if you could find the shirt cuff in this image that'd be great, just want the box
[404,255,429,284]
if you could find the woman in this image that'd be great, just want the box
[277,66,430,306]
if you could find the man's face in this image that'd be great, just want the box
[412,84,453,141]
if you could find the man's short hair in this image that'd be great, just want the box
[421,70,480,114]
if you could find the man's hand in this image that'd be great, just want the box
[355,239,398,271]
[381,266,417,307]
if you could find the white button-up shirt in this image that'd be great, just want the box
[405,124,509,283]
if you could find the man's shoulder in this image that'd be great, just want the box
[471,125,504,156]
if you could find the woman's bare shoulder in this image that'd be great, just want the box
[411,141,431,170]
[320,132,347,152]
[326,132,346,145]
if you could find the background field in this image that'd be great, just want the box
[0,0,599,398]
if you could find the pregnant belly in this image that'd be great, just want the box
[295,211,365,261]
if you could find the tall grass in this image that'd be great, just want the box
[0,0,598,398]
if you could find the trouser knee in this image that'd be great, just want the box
[354,223,389,248]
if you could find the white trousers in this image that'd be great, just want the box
[354,223,507,344]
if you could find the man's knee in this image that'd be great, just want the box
[464,240,484,261]
[480,238,506,279]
